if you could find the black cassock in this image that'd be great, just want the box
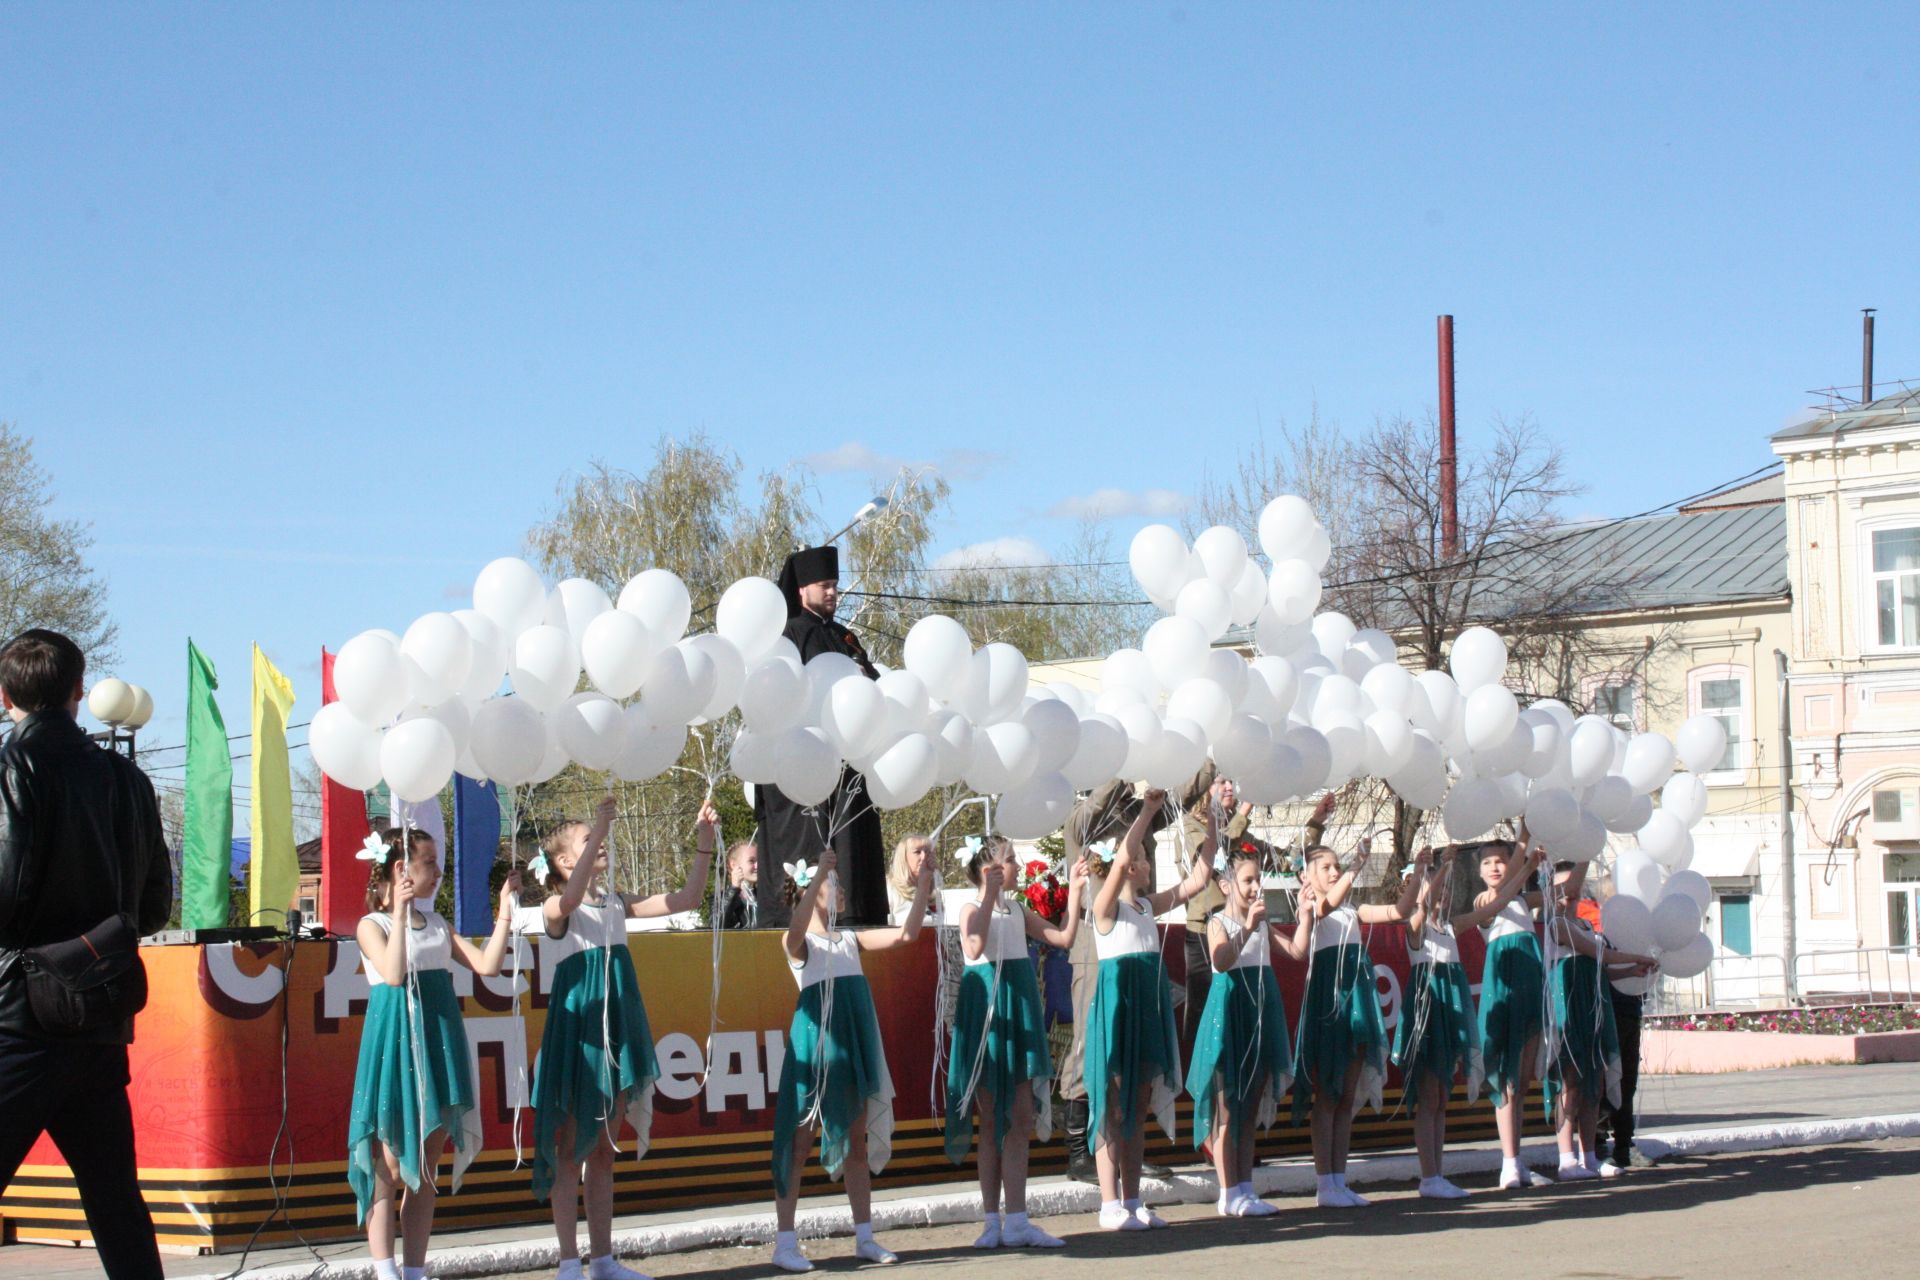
[751,609,888,926]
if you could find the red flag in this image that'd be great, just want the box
[320,649,372,933]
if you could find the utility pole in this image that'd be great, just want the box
[1776,648,1798,1001]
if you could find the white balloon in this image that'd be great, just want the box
[399,696,471,758]
[1600,894,1656,955]
[1604,790,1654,834]
[1637,809,1688,866]
[904,615,974,701]
[1143,616,1209,689]
[1175,577,1233,641]
[1193,525,1249,588]
[1561,810,1610,862]
[335,631,412,725]
[1200,648,1249,706]
[380,717,456,803]
[1362,711,1415,776]
[961,643,1030,724]
[579,609,659,699]
[996,771,1075,839]
[555,693,629,770]
[967,722,1040,794]
[1254,607,1312,659]
[1660,933,1714,979]
[1675,714,1730,774]
[866,733,939,810]
[1348,628,1397,668]
[1167,677,1233,743]
[469,696,548,786]
[613,710,687,782]
[1585,774,1635,823]
[1317,712,1366,781]
[686,634,746,721]
[876,669,932,738]
[1263,557,1322,626]
[528,726,569,785]
[1315,673,1363,718]
[1129,524,1191,599]
[1228,560,1268,627]
[451,609,509,702]
[1416,670,1463,739]
[1448,626,1508,690]
[508,625,581,713]
[1651,894,1704,952]
[1246,655,1299,723]
[400,612,474,707]
[640,639,717,726]
[1610,971,1659,997]
[1612,845,1664,906]
[1568,717,1616,786]
[820,675,887,759]
[1101,647,1159,700]
[1360,663,1415,718]
[1211,714,1273,779]
[1063,713,1129,789]
[1258,495,1317,561]
[775,726,841,805]
[310,703,384,790]
[1310,612,1357,662]
[729,727,780,784]
[1286,726,1334,793]
[1144,719,1207,788]
[1662,869,1713,913]
[1022,698,1082,775]
[545,578,612,642]
[1475,722,1534,777]
[930,710,974,786]
[1525,786,1582,844]
[740,654,808,732]
[1443,777,1504,840]
[1621,732,1677,795]
[715,577,789,664]
[617,569,692,646]
[1519,711,1565,778]
[1300,525,1333,572]
[1463,684,1520,751]
[472,557,548,641]
[1661,773,1710,828]
[1667,829,1695,874]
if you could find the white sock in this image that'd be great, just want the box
[982,1211,1001,1227]
[372,1261,401,1280]
[1583,1152,1601,1172]
[854,1222,875,1244]
[1500,1157,1521,1182]
[1317,1173,1338,1196]
[403,1268,427,1280]
[777,1231,798,1251]
[1559,1151,1581,1170]
[556,1259,583,1280]
[1004,1211,1027,1230]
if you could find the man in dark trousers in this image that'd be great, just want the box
[0,630,173,1280]
[752,545,889,926]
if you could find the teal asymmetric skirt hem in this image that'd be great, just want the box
[773,975,895,1199]
[1289,942,1386,1124]
[1479,931,1546,1104]
[944,958,1054,1165]
[1545,953,1622,1121]
[1391,960,1484,1112]
[347,972,482,1224]
[1083,952,1181,1151]
[1185,966,1293,1148]
[531,945,661,1203]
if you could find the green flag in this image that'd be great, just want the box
[182,640,233,930]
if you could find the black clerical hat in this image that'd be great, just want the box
[778,545,839,616]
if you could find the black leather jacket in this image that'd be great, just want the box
[0,710,173,1043]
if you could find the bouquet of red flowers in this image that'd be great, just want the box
[1016,858,1070,924]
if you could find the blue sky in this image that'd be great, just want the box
[5,2,1918,769]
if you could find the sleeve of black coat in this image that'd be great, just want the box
[134,769,173,934]
[0,761,34,936]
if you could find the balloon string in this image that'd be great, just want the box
[508,783,528,1170]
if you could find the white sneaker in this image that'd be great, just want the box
[1557,1163,1598,1181]
[556,1260,584,1280]
[1240,1196,1280,1216]
[1099,1204,1146,1231]
[1133,1205,1168,1229]
[972,1223,1002,1249]
[1316,1186,1350,1207]
[854,1239,899,1265]
[1340,1186,1371,1207]
[1598,1160,1624,1179]
[589,1259,652,1280]
[1000,1221,1066,1248]
[1217,1189,1246,1217]
[1522,1166,1554,1187]
[771,1244,813,1273]
[1420,1176,1470,1200]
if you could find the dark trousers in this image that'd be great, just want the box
[1605,991,1644,1158]
[1183,929,1211,1046]
[0,1035,161,1280]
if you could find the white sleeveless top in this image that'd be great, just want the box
[965,898,1030,966]
[546,894,629,962]
[790,928,866,989]
[1212,912,1271,973]
[1486,897,1536,942]
[361,909,454,985]
[1418,922,1461,966]
[1094,896,1160,960]
[1312,903,1360,953]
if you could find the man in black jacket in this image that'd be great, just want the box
[0,630,172,1280]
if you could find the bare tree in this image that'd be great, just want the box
[0,424,116,667]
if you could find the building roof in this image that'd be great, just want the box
[1772,384,1920,442]
[1678,469,1784,512]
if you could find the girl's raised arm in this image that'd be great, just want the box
[1024,858,1089,950]
[783,848,834,965]
[545,795,616,935]
[859,857,935,952]
[1357,843,1427,924]
[452,870,524,976]
[628,800,719,920]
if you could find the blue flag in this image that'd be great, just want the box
[452,777,501,934]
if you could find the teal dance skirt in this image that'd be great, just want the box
[1546,953,1622,1120]
[773,975,895,1198]
[944,958,1054,1164]
[1479,931,1545,1103]
[1289,942,1386,1123]
[1185,966,1293,1148]
[531,945,661,1203]
[1083,952,1181,1152]
[347,972,481,1224]
[1391,960,1483,1112]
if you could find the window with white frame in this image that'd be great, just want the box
[1688,664,1748,780]
[1870,525,1920,649]
[1594,677,1637,730]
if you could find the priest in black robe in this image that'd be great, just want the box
[752,544,890,926]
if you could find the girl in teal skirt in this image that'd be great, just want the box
[1545,863,1656,1182]
[1473,837,1551,1189]
[1290,839,1420,1208]
[532,796,715,1280]
[1085,789,1214,1232]
[1185,835,1313,1218]
[771,846,935,1274]
[351,828,521,1280]
[948,836,1087,1250]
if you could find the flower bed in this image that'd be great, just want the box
[1641,1004,1920,1073]
[1648,1006,1920,1036]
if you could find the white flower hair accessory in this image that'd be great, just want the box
[1089,840,1117,865]
[527,852,551,883]
[357,833,392,865]
[785,859,817,889]
[963,835,985,856]
[1213,850,1230,876]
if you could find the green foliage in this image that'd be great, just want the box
[0,423,117,668]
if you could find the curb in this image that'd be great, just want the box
[201,1111,1920,1279]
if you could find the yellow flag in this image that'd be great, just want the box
[249,644,299,926]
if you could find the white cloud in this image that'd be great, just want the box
[1045,487,1190,520]
[800,440,1004,480]
[931,537,1054,574]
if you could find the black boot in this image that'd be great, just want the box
[1065,1098,1097,1182]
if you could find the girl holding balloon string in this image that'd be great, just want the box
[350,828,521,1280]
[771,846,936,1273]
[528,795,716,1280]
[1544,860,1657,1181]
[1184,833,1314,1218]
[1473,833,1555,1190]
[947,835,1088,1249]
[1289,834,1420,1208]
[1084,789,1214,1232]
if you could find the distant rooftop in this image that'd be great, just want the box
[1678,468,1784,513]
[1773,382,1920,442]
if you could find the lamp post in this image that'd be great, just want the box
[87,678,154,757]
[816,495,891,548]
